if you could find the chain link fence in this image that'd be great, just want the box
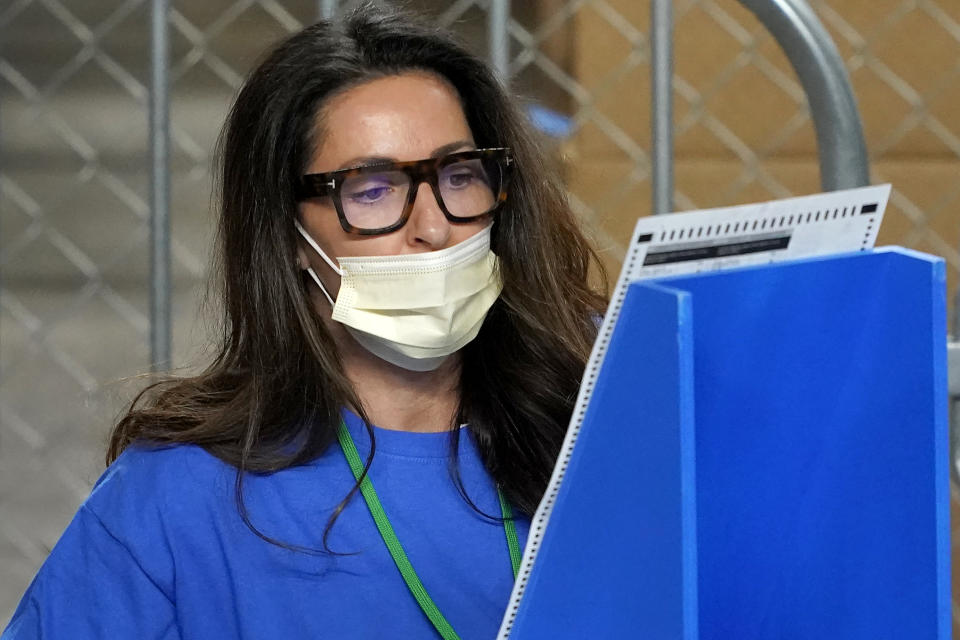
[2,0,958,628]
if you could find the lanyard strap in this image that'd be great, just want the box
[337,420,521,640]
[498,487,522,577]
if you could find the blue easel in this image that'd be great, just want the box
[509,248,950,639]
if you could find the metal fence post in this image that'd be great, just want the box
[319,0,338,21]
[150,0,171,371]
[489,0,510,83]
[651,0,674,215]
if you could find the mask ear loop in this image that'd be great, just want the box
[295,220,342,274]
[295,220,341,307]
[305,267,335,307]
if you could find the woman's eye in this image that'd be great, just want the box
[445,171,477,188]
[347,186,391,203]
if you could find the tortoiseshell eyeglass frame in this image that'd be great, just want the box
[296,147,514,236]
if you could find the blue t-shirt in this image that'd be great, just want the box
[3,410,529,639]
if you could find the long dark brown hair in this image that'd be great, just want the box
[108,3,608,550]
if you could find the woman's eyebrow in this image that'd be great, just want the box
[429,140,475,157]
[336,156,394,170]
[334,141,476,171]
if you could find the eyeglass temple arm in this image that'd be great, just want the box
[299,176,337,199]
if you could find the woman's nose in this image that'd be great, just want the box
[405,182,451,250]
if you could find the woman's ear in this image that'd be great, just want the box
[296,242,310,271]
[294,215,311,270]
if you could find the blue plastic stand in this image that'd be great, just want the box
[509,248,949,639]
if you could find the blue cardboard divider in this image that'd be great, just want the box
[510,248,949,639]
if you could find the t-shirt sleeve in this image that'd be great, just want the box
[0,447,193,640]
[3,488,181,639]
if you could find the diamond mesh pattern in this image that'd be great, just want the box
[2,0,958,629]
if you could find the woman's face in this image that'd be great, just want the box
[296,72,489,300]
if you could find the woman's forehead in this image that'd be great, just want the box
[310,73,475,174]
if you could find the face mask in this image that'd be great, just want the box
[295,221,502,372]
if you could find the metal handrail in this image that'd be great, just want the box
[737,0,870,190]
[948,343,960,485]
[650,0,871,213]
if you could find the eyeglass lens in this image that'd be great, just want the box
[339,158,501,230]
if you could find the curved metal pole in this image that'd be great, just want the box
[149,0,171,371]
[737,0,870,190]
[651,0,673,215]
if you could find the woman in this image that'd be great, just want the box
[3,5,607,639]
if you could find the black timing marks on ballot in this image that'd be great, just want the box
[636,200,881,267]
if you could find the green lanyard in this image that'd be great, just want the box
[337,421,522,640]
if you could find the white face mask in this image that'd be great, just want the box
[295,220,502,372]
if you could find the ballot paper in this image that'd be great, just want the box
[496,183,891,639]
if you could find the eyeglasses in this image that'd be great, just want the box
[297,147,514,236]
